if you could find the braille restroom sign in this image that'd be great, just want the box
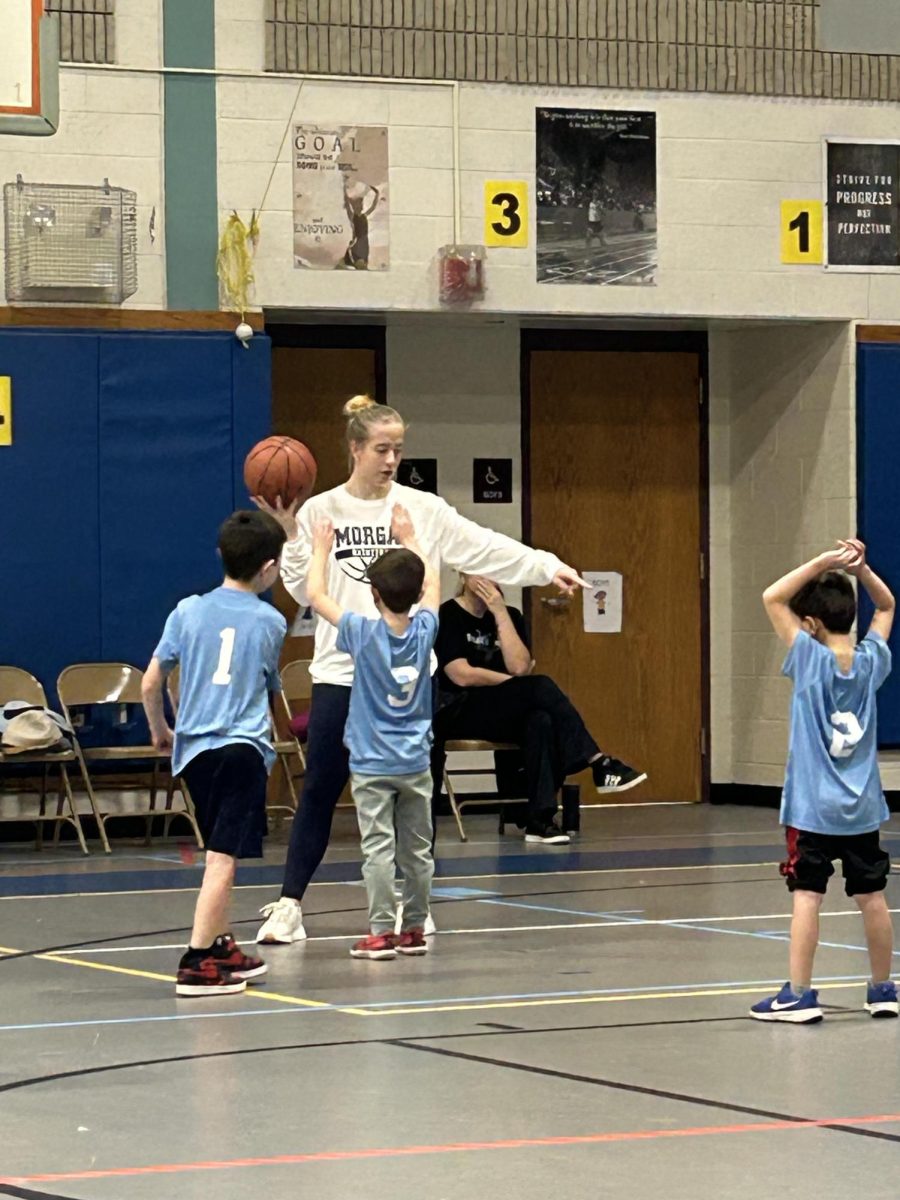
[473,458,512,503]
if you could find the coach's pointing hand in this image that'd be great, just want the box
[552,566,589,595]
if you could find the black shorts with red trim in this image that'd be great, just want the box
[780,826,890,896]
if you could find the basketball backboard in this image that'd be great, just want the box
[0,1,59,137]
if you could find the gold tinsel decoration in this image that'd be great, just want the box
[216,210,261,317]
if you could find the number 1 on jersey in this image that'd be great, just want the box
[212,627,236,685]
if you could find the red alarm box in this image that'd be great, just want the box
[438,244,486,303]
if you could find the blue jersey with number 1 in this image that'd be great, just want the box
[153,586,286,777]
[337,609,438,776]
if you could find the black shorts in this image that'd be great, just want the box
[181,744,268,859]
[780,826,890,896]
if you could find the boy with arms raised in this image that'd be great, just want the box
[143,511,287,995]
[751,538,897,1023]
[307,503,438,959]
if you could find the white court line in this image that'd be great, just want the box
[60,908,900,954]
[0,864,782,902]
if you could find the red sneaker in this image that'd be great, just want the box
[211,934,268,981]
[350,933,397,960]
[394,928,428,956]
[176,956,247,997]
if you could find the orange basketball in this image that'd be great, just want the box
[243,436,317,508]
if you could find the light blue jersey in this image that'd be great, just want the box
[337,609,438,776]
[781,629,891,835]
[153,586,287,776]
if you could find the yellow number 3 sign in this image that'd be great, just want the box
[781,200,823,264]
[485,181,528,248]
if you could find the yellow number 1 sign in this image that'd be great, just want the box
[0,377,11,446]
[781,200,824,264]
[485,181,528,247]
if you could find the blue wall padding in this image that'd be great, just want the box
[98,333,235,665]
[231,335,272,507]
[0,329,271,706]
[1,332,103,695]
[857,343,900,746]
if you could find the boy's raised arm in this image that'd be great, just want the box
[841,538,895,642]
[307,519,343,628]
[391,503,440,612]
[763,546,858,645]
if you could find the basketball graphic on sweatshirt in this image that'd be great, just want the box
[333,523,399,582]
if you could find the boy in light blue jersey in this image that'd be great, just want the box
[142,510,287,996]
[307,503,439,960]
[751,538,897,1024]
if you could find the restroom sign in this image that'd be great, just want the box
[473,458,512,503]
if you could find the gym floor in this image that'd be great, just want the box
[2,803,899,1199]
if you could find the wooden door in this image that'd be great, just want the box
[528,350,704,803]
[269,342,379,809]
[271,344,378,663]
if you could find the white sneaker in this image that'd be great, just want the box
[256,897,307,944]
[394,902,436,937]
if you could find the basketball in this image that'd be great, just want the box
[243,436,317,508]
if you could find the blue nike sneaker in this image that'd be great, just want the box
[750,983,823,1024]
[865,981,899,1018]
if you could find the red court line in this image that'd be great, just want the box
[4,1114,900,1182]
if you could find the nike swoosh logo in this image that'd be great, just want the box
[771,997,800,1010]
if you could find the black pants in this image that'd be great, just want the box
[282,682,440,902]
[433,675,600,824]
[282,684,351,901]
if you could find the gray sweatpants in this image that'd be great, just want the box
[350,769,435,935]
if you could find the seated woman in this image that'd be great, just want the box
[434,574,646,844]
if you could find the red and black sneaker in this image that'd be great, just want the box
[175,956,247,997]
[210,934,268,982]
[393,928,428,956]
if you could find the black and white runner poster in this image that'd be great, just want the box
[536,108,657,286]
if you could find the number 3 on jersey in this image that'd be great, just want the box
[212,627,236,685]
[485,180,528,247]
[829,710,864,759]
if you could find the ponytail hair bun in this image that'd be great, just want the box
[342,394,377,418]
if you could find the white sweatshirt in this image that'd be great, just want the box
[282,481,564,686]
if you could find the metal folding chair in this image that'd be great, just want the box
[57,662,202,848]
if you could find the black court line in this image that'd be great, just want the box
[0,877,778,964]
[0,1011,860,1099]
[0,1014,770,1096]
[393,1040,900,1145]
[0,1185,75,1200]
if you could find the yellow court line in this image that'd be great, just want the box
[0,945,370,1016]
[367,978,864,1018]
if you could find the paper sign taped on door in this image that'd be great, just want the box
[582,572,622,633]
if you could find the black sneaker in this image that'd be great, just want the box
[524,820,570,845]
[175,954,247,997]
[592,756,647,795]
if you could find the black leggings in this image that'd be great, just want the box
[282,684,351,901]
[434,675,600,823]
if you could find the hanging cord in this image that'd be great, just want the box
[216,78,305,317]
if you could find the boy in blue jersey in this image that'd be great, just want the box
[142,511,287,996]
[307,503,439,960]
[751,538,897,1024]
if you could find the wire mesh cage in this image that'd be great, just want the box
[4,176,137,304]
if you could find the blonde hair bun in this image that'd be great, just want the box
[343,394,376,417]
